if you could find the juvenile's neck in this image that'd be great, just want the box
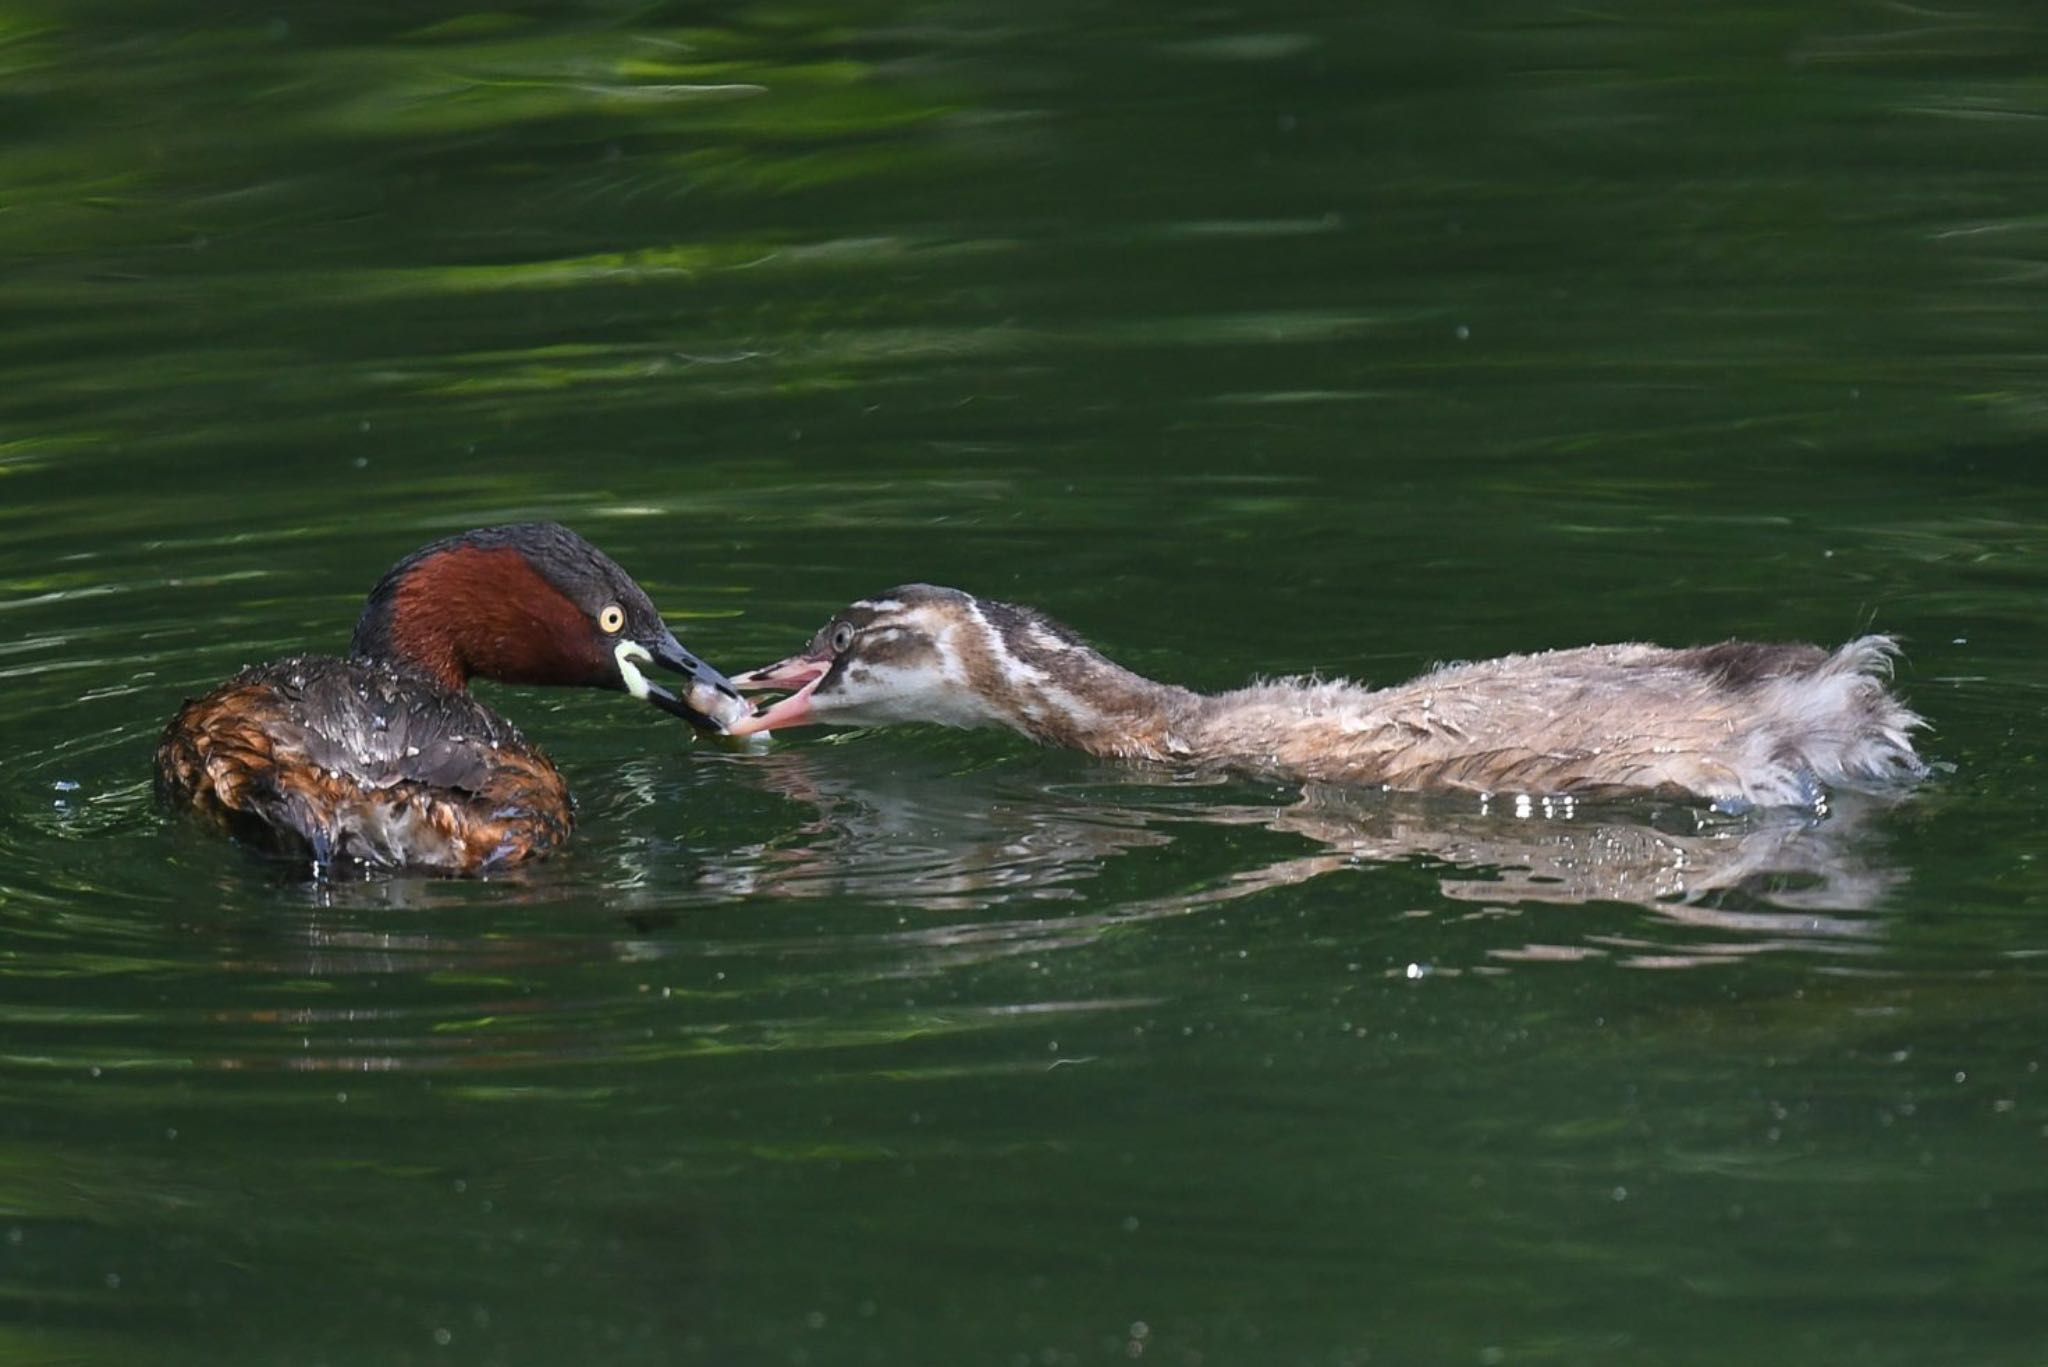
[989,647,1202,762]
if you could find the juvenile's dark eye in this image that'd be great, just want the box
[829,621,856,653]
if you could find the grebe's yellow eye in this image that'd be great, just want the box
[599,604,626,634]
[829,621,856,653]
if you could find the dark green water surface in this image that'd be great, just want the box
[4,3,2048,1363]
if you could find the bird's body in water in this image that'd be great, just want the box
[155,523,749,875]
[727,586,1927,809]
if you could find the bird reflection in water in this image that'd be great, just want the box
[694,749,1173,910]
[189,745,1913,1077]
[697,745,1914,967]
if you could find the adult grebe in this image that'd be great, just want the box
[156,523,748,874]
[724,585,1926,808]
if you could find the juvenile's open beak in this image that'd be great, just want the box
[636,629,751,734]
[723,653,831,737]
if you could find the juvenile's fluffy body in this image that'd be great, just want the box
[732,586,1926,808]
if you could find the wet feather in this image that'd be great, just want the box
[736,586,1928,808]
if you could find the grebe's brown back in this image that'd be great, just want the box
[725,585,1926,809]
[155,523,747,874]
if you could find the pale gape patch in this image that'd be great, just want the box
[614,640,653,699]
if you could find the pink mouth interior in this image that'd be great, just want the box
[730,654,826,690]
[725,670,823,737]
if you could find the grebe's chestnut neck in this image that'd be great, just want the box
[348,522,743,730]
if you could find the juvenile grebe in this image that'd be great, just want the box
[155,523,748,874]
[726,586,1927,808]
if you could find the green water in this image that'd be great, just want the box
[4,3,2048,1363]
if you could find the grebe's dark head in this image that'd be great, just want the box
[349,523,745,732]
[725,585,1105,738]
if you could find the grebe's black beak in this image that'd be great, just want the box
[632,629,749,734]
